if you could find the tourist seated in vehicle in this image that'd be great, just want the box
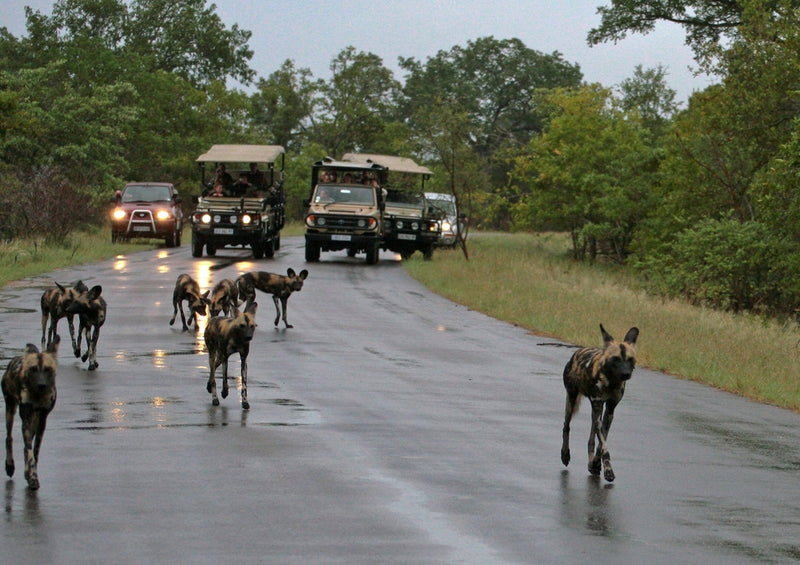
[231,173,251,196]
[247,162,266,189]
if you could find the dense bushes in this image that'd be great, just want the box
[636,218,800,315]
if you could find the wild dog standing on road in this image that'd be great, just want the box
[561,324,639,482]
[169,273,210,331]
[236,268,308,328]
[3,336,59,490]
[208,278,239,318]
[204,301,258,409]
[40,280,88,351]
[66,285,107,371]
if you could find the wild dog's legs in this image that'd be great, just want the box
[41,312,48,346]
[220,358,229,400]
[206,356,220,406]
[169,299,179,326]
[20,405,40,489]
[65,314,79,356]
[596,401,618,482]
[588,399,604,476]
[83,326,100,370]
[73,323,84,358]
[272,295,282,327]
[5,399,17,478]
[561,390,579,466]
[240,350,249,410]
[280,296,292,328]
[33,409,48,466]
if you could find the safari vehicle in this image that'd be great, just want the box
[111,182,183,247]
[424,192,466,248]
[191,144,285,259]
[342,153,439,260]
[303,157,387,264]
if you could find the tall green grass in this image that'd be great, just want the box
[405,233,800,413]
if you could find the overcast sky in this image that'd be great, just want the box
[3,0,717,105]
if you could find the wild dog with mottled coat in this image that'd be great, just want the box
[561,324,639,482]
[204,301,258,409]
[236,268,308,328]
[169,274,210,331]
[208,278,239,318]
[66,285,107,371]
[40,280,88,351]
[3,336,59,490]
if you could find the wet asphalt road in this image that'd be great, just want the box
[1,236,799,565]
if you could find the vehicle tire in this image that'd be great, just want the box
[346,248,356,257]
[111,232,118,244]
[365,243,379,265]
[305,242,320,262]
[264,237,276,258]
[191,235,204,257]
[252,240,265,259]
[165,232,177,248]
[206,243,216,257]
[423,245,434,261]
[175,229,182,247]
[400,251,412,260]
[274,234,281,250]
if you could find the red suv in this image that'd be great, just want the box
[111,182,184,247]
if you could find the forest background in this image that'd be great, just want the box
[3,0,800,319]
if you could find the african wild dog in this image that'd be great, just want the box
[169,273,210,331]
[561,324,639,482]
[3,336,59,490]
[40,280,88,351]
[66,285,107,371]
[236,268,308,328]
[208,278,239,318]
[204,301,258,409]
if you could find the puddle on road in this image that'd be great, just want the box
[63,393,318,431]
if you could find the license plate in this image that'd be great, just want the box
[214,228,234,235]
[331,234,351,241]
[132,226,152,232]
[398,234,416,240]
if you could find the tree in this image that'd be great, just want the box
[617,64,679,137]
[412,97,490,260]
[249,60,321,151]
[400,36,582,158]
[587,0,748,58]
[509,85,656,262]
[309,47,400,156]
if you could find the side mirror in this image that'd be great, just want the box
[113,190,122,204]
[174,196,183,205]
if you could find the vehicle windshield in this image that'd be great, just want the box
[386,190,423,206]
[428,199,456,216]
[122,185,172,203]
[314,184,375,205]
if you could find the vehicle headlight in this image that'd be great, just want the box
[241,214,251,225]
[442,220,452,231]
[396,220,404,229]
[112,208,126,220]
[230,215,238,224]
[201,213,212,224]
[156,209,171,221]
[213,215,221,223]
[411,221,419,231]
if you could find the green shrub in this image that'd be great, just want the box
[636,218,800,314]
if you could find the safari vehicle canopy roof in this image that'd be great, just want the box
[341,153,432,176]
[196,144,285,165]
[313,156,385,172]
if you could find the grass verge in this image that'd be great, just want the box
[405,232,800,413]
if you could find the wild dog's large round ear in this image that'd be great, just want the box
[299,269,309,280]
[623,327,639,344]
[600,324,614,345]
[287,268,296,277]
[89,285,103,298]
[24,343,40,354]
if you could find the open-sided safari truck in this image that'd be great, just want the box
[191,144,285,259]
[304,157,387,264]
[342,153,440,260]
